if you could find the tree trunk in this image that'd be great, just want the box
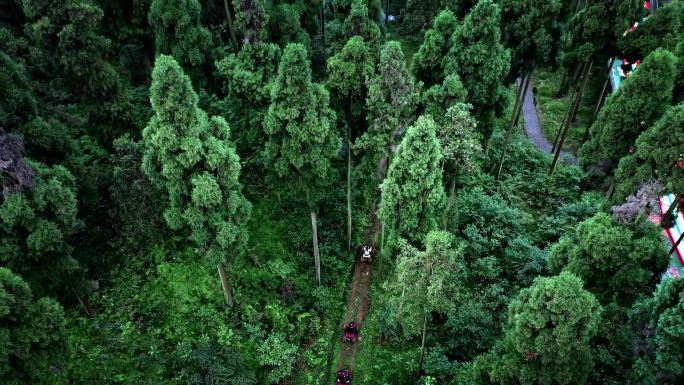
[512,74,532,128]
[380,220,385,257]
[574,0,583,15]
[217,262,233,307]
[496,73,532,181]
[509,74,528,132]
[347,107,353,252]
[557,68,568,97]
[552,60,589,152]
[223,0,239,50]
[385,0,390,24]
[444,176,456,229]
[670,231,683,255]
[569,61,593,124]
[591,57,616,123]
[550,60,592,175]
[320,2,326,47]
[311,210,321,285]
[347,130,352,253]
[418,312,428,370]
[568,63,583,90]
[76,294,95,318]
[661,194,681,228]
[605,176,616,200]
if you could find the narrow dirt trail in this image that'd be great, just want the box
[336,211,381,373]
[520,78,578,165]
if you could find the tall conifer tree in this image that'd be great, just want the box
[142,55,252,306]
[327,36,375,252]
[378,115,445,245]
[579,49,676,176]
[263,43,340,285]
[357,41,419,185]
[444,0,510,142]
[478,272,602,385]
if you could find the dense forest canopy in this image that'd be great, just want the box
[1,0,683,384]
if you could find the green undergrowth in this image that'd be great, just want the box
[532,67,605,152]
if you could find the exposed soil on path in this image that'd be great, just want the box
[336,211,381,373]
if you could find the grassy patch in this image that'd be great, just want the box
[387,23,421,63]
[532,66,605,152]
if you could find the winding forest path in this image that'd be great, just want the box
[336,211,381,374]
[521,79,578,165]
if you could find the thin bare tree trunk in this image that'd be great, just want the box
[569,61,593,124]
[550,60,592,175]
[444,176,456,229]
[347,137,352,252]
[509,74,528,132]
[605,176,616,200]
[311,210,321,285]
[380,220,385,257]
[552,61,587,152]
[347,109,353,253]
[556,68,569,97]
[418,312,428,370]
[591,57,616,122]
[385,0,390,23]
[320,2,326,47]
[223,0,239,50]
[512,74,531,128]
[496,73,531,181]
[217,262,233,307]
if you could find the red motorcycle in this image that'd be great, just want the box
[342,321,358,343]
[336,369,351,385]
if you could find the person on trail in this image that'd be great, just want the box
[337,369,351,384]
[345,321,358,335]
[361,245,373,261]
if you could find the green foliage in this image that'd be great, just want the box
[580,48,677,176]
[0,162,83,298]
[21,0,123,102]
[563,0,640,63]
[549,212,668,305]
[438,103,482,178]
[356,40,419,183]
[499,0,563,73]
[0,267,69,384]
[444,0,511,140]
[411,9,458,87]
[422,75,469,126]
[630,278,684,385]
[142,55,252,266]
[148,0,212,76]
[615,104,684,203]
[109,134,168,251]
[0,51,36,129]
[263,43,340,205]
[447,186,530,264]
[256,333,298,384]
[235,0,269,45]
[478,272,602,385]
[379,115,446,244]
[326,36,375,120]
[401,0,476,34]
[387,231,466,338]
[266,2,311,48]
[340,0,383,53]
[215,41,281,161]
[620,0,684,57]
